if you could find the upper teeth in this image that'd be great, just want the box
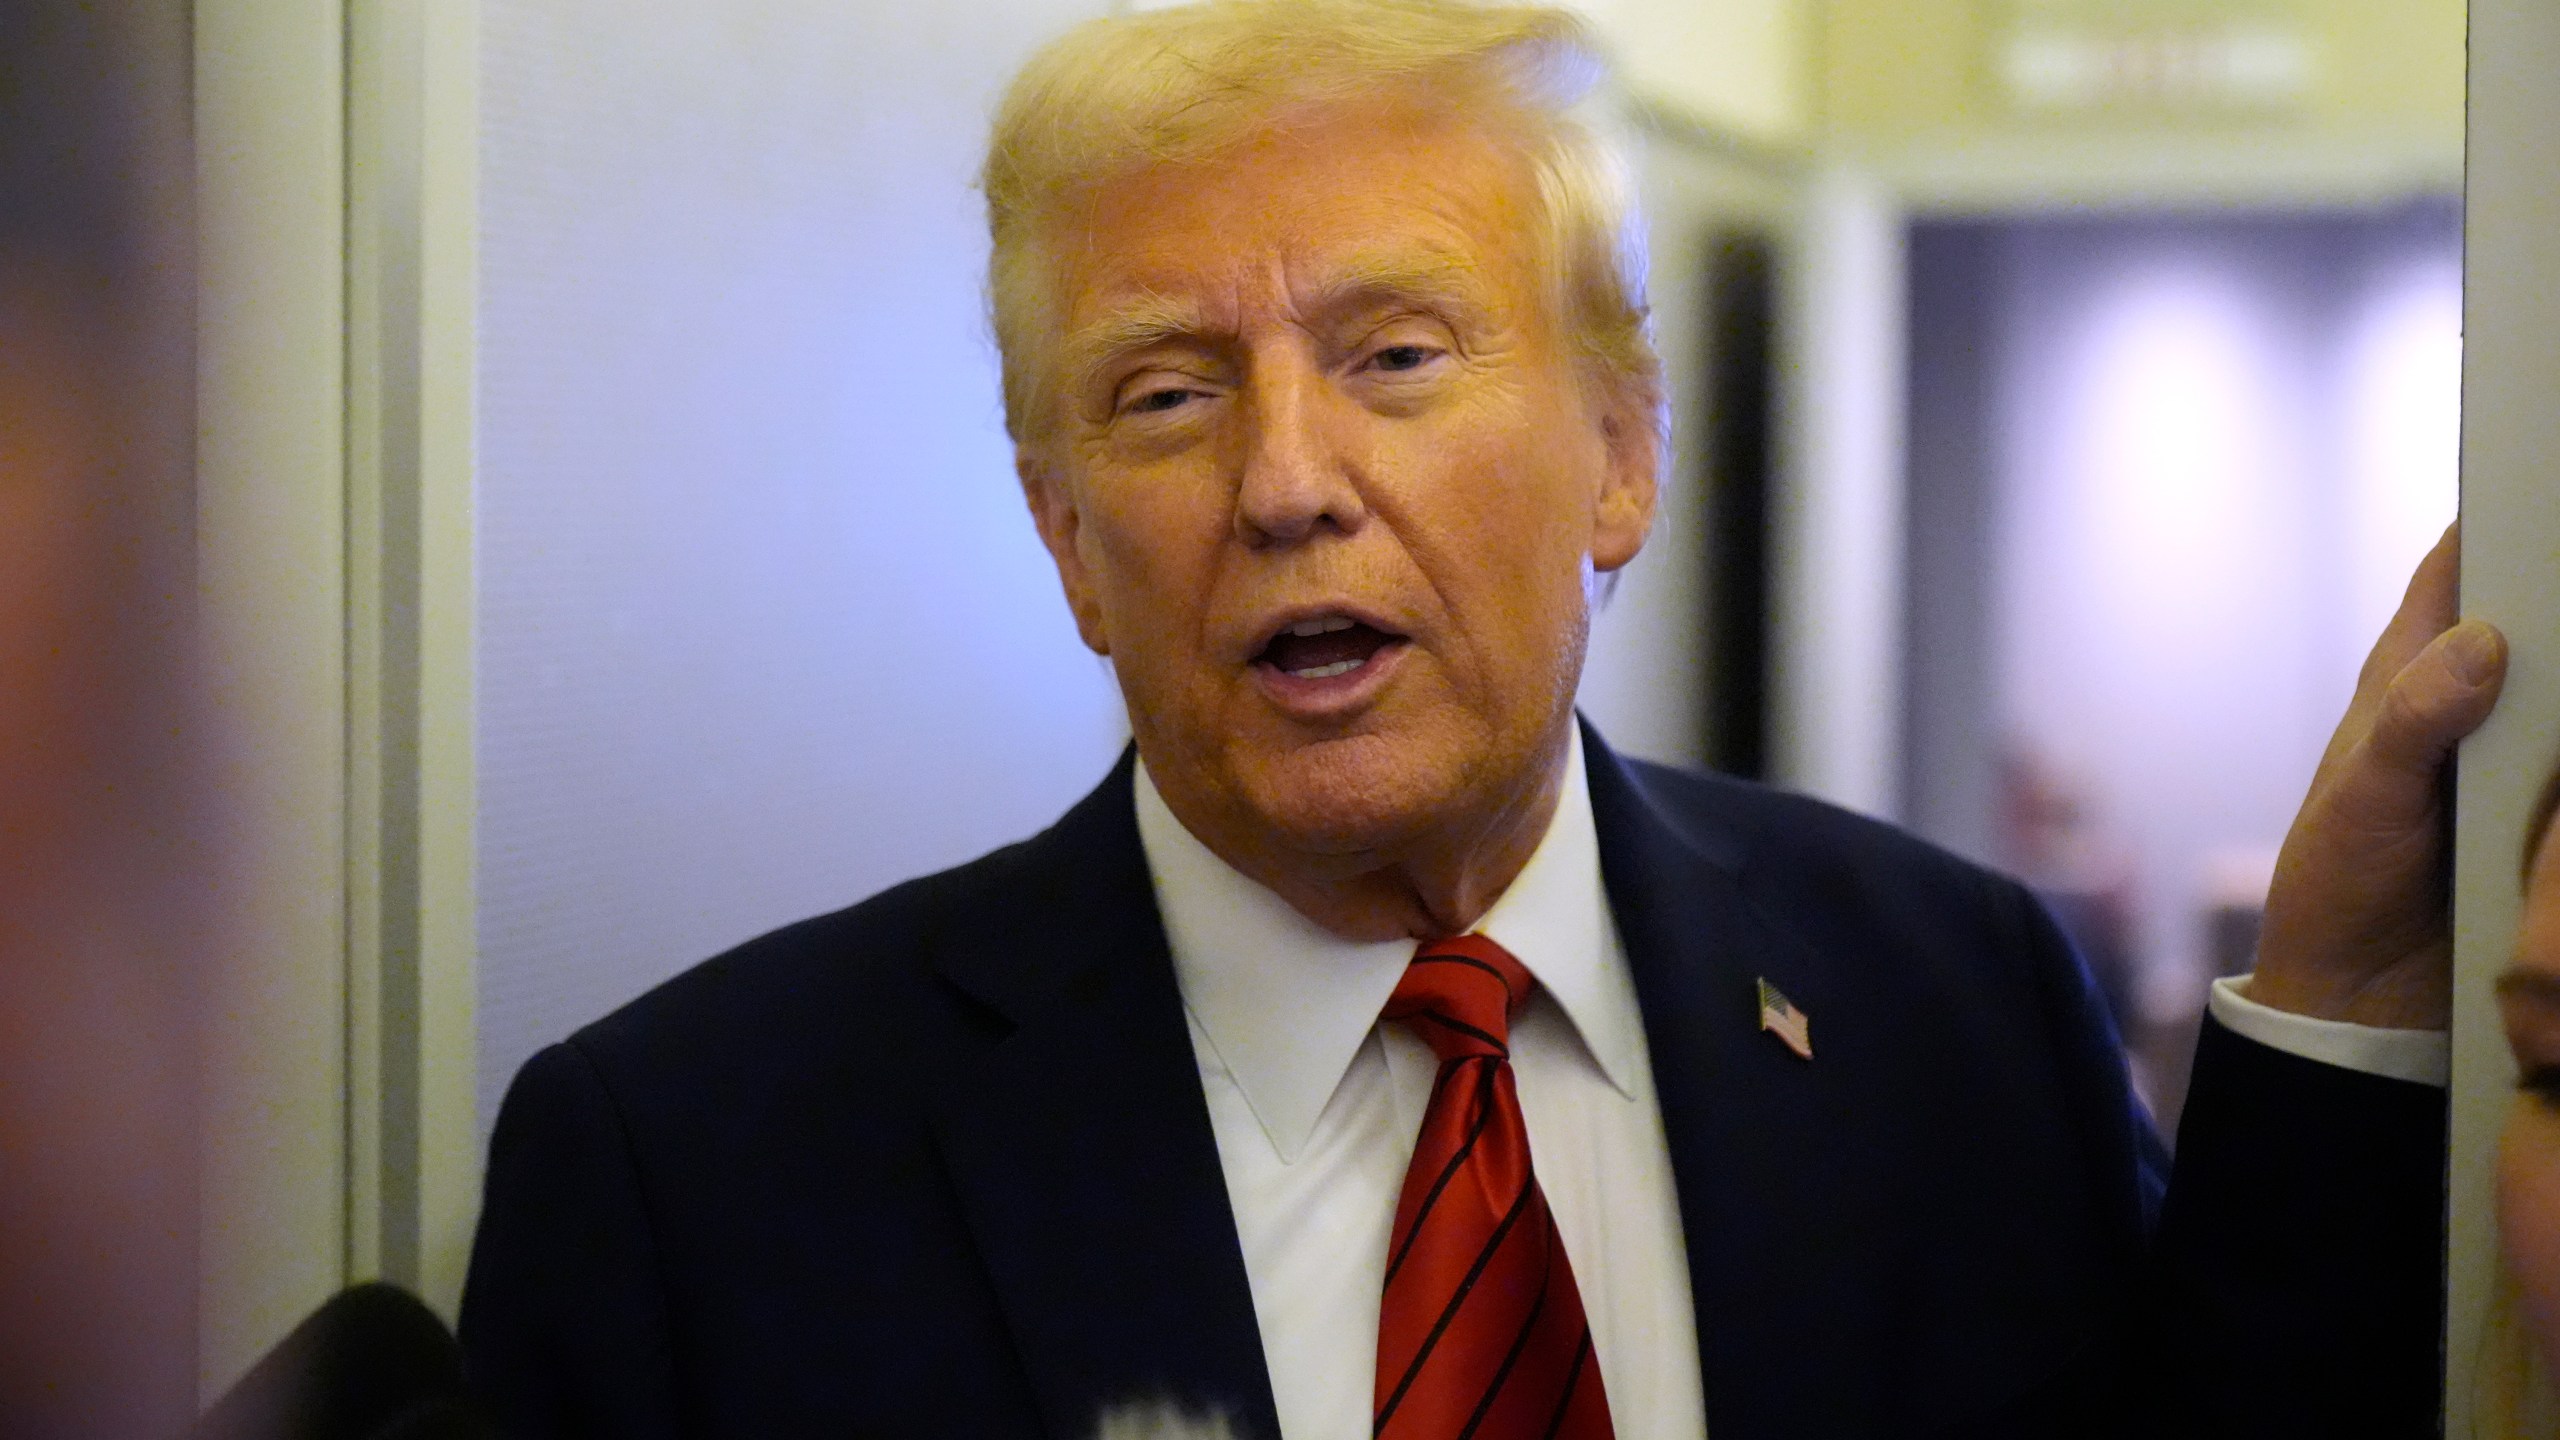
[1287,616,1357,637]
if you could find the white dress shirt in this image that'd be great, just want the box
[1131,731,2446,1440]
[1136,732,1709,1440]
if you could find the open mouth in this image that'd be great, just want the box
[1252,615,1406,682]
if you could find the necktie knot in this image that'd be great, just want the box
[1384,933,1532,1063]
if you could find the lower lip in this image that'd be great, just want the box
[1252,639,1409,716]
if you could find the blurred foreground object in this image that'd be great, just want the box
[1089,1401,1242,1440]
[193,1286,489,1440]
[0,0,201,1435]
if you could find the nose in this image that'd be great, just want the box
[1232,361,1367,548]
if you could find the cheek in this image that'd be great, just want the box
[1080,471,1219,601]
[1073,470,1237,689]
[1385,411,1597,645]
[1394,400,1592,569]
[1453,386,1596,502]
[2498,1102,2560,1357]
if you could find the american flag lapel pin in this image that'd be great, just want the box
[1757,978,1813,1060]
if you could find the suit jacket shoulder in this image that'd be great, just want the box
[566,827,1031,1107]
[462,752,1281,1439]
[1617,756,2065,988]
[461,834,1049,1438]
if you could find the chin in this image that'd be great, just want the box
[1231,729,1472,857]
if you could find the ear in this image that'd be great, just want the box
[1017,449,1113,657]
[1588,399,1660,574]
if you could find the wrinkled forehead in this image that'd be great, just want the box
[1043,102,1554,336]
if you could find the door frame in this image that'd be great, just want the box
[2447,0,2560,1427]
[194,0,479,1397]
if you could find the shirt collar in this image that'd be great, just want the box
[1134,728,1644,1163]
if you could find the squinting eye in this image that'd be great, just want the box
[2520,1064,2560,1108]
[1126,387,1196,415]
[1371,345,1436,373]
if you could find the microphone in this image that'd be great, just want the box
[193,1283,488,1440]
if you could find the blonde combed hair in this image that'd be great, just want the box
[980,0,1661,451]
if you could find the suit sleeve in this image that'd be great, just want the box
[1996,878,2443,1437]
[460,1042,684,1440]
[2144,1013,2447,1436]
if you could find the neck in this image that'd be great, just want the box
[1162,726,1575,944]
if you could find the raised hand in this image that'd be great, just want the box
[2250,523,2509,1030]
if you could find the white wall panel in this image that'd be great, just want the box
[476,0,1120,1130]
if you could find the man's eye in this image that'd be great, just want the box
[1369,344,1437,373]
[1125,387,1196,415]
[2520,1063,2560,1108]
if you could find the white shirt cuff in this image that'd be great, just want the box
[2207,974,2449,1088]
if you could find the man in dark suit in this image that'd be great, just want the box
[459,2,2509,1435]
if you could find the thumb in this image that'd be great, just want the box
[2365,619,2508,780]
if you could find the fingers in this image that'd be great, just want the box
[2356,523,2464,698]
[2364,619,2508,778]
[2411,520,2461,619]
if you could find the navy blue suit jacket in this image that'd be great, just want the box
[459,729,2444,1438]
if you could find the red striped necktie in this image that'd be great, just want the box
[1373,934,1613,1440]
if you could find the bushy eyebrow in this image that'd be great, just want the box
[1308,250,1495,329]
[1057,249,1496,387]
[1058,291,1210,387]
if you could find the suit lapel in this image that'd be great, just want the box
[1583,729,1892,1438]
[927,751,1283,1440]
